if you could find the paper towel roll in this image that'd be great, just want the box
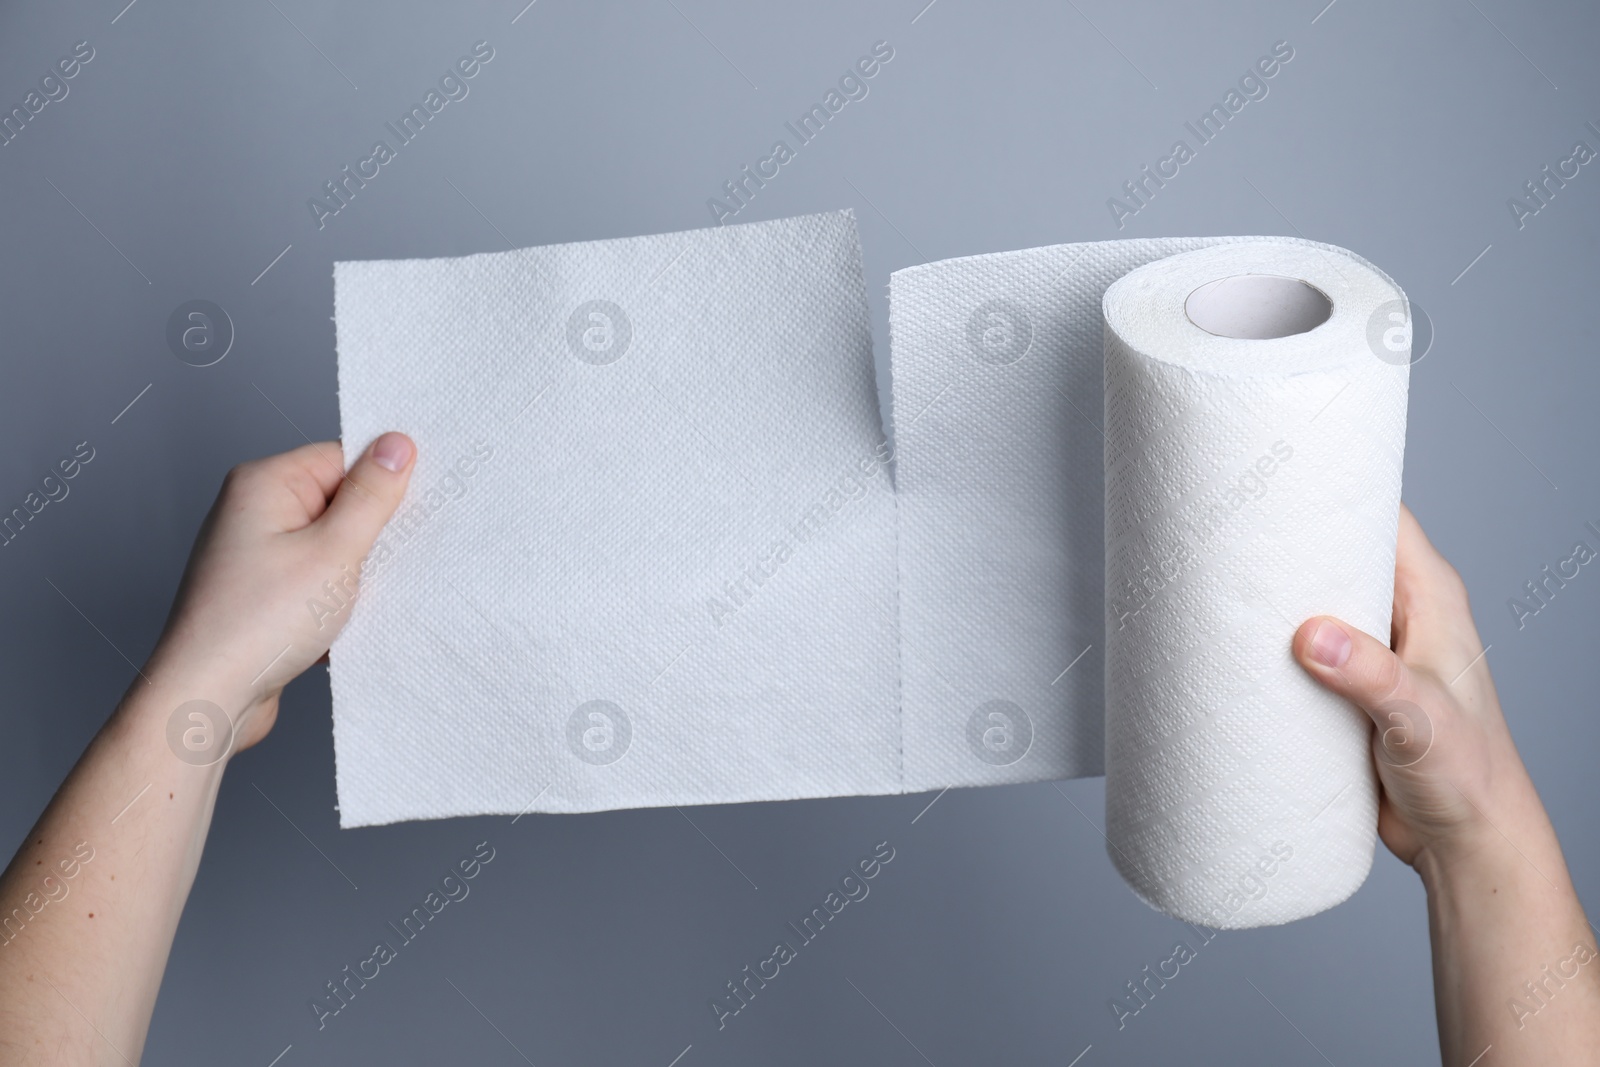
[1101,241,1409,928]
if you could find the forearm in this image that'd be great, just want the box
[0,668,232,1066]
[0,437,412,1066]
[1421,816,1600,1065]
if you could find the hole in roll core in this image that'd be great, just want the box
[1183,274,1333,340]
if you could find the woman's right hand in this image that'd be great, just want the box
[1291,504,1552,877]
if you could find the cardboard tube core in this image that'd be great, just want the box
[1185,274,1333,340]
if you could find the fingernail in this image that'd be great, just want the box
[1308,621,1352,668]
[372,432,413,473]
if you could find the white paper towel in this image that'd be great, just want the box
[1100,242,1407,927]
[332,214,1408,928]
[332,211,902,826]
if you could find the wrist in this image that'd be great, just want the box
[143,631,278,707]
[121,641,274,768]
[1415,807,1569,904]
[1416,833,1515,898]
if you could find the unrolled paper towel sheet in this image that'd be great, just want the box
[332,212,903,824]
[332,211,1408,927]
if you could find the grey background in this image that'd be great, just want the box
[1,0,1596,1063]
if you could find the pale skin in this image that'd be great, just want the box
[0,434,417,1065]
[0,438,1592,1065]
[1295,507,1600,1063]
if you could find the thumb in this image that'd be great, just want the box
[317,432,416,556]
[1293,616,1415,718]
[1294,615,1438,767]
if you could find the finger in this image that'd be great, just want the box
[293,441,349,499]
[1388,504,1418,651]
[1391,504,1452,638]
[1295,614,1446,774]
[1293,615,1419,725]
[314,432,416,558]
[1391,503,1481,672]
[222,440,349,530]
[245,440,347,493]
